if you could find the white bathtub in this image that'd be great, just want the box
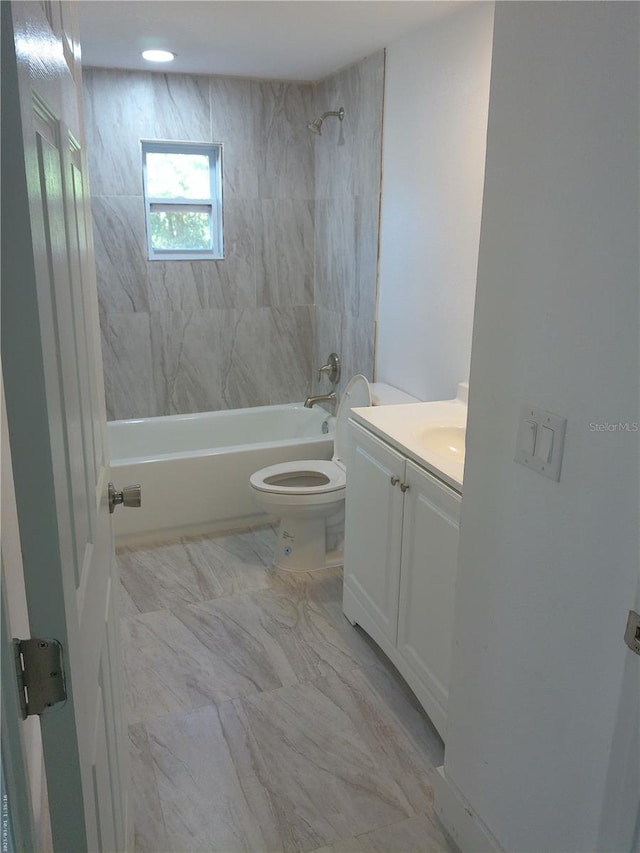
[108,404,334,541]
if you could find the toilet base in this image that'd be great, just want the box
[275,515,337,572]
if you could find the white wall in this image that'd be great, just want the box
[376,3,494,401]
[439,3,639,851]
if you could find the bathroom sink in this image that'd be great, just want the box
[417,425,466,461]
[350,391,468,490]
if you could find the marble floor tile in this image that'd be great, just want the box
[174,580,383,708]
[361,663,445,776]
[119,528,449,852]
[182,526,276,600]
[122,573,387,724]
[308,838,369,853]
[145,705,276,853]
[359,814,451,852]
[173,593,298,706]
[123,601,290,722]
[317,667,442,815]
[117,525,276,614]
[310,814,451,853]
[267,567,394,675]
[121,611,193,724]
[129,723,168,853]
[117,539,206,615]
[232,674,415,850]
[119,575,141,620]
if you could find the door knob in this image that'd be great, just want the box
[108,483,141,514]
[400,483,410,493]
[390,475,400,486]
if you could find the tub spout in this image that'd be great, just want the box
[304,392,336,409]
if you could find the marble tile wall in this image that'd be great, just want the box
[312,51,385,398]
[85,68,316,419]
[85,52,384,420]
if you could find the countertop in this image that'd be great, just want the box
[350,399,467,492]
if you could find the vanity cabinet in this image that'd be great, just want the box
[343,420,461,739]
[342,422,405,645]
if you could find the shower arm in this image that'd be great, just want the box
[320,108,344,122]
[307,106,345,135]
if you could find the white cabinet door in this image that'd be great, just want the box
[343,421,405,644]
[396,461,461,733]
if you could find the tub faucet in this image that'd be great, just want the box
[304,392,336,409]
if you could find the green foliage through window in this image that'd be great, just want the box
[150,210,211,250]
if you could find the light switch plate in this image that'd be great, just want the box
[515,405,567,481]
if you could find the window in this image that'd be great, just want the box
[141,141,223,260]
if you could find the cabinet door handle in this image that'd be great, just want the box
[400,482,410,493]
[390,475,400,486]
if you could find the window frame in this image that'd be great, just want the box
[141,139,224,261]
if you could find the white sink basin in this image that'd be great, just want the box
[418,425,466,461]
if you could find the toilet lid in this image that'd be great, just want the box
[333,375,371,467]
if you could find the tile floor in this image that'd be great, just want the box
[118,525,453,853]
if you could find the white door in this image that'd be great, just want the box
[1,374,51,852]
[2,2,130,850]
[597,570,640,852]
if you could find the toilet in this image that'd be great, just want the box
[249,375,371,571]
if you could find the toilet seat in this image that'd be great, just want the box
[249,459,346,495]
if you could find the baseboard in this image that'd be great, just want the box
[114,514,277,547]
[433,766,504,853]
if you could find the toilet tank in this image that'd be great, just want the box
[369,383,422,406]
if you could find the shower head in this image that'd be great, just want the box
[306,107,345,136]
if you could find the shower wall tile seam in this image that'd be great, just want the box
[208,77,213,144]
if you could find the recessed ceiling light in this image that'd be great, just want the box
[142,49,175,63]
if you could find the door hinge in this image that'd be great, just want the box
[624,610,640,656]
[13,638,67,719]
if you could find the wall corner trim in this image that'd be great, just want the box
[433,766,504,853]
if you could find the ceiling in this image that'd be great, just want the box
[77,1,464,81]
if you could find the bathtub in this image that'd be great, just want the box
[108,404,334,541]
